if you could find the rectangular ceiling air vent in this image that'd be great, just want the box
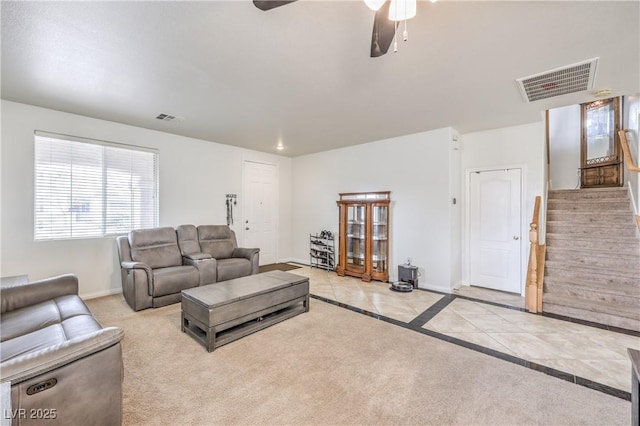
[155,113,176,121]
[516,58,598,102]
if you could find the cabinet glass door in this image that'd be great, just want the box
[371,204,388,275]
[346,204,366,272]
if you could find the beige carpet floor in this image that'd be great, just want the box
[86,295,629,425]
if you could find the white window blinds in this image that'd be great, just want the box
[34,132,158,240]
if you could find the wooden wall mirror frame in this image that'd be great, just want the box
[580,96,623,187]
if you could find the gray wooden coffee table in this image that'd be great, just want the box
[181,270,309,351]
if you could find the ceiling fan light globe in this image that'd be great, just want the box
[388,0,417,21]
[364,0,386,11]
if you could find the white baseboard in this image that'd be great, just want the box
[418,283,453,294]
[81,287,122,300]
[286,258,310,266]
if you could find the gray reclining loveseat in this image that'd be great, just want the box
[0,274,124,425]
[177,225,260,282]
[117,225,259,311]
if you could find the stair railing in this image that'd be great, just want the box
[525,196,546,313]
[619,129,640,230]
[619,129,640,173]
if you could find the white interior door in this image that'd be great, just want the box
[243,161,277,265]
[469,168,522,293]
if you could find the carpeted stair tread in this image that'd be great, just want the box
[543,293,640,321]
[546,221,637,237]
[546,210,635,224]
[545,259,640,281]
[543,294,640,321]
[545,251,640,272]
[543,300,640,332]
[547,198,632,211]
[545,234,639,252]
[548,188,629,200]
[546,232,639,242]
[545,245,640,260]
[544,276,640,299]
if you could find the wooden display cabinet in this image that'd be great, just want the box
[336,191,390,282]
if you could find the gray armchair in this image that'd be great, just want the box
[177,225,260,282]
[1,274,123,425]
[116,227,215,311]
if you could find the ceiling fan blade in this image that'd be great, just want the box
[253,0,298,11]
[370,0,397,58]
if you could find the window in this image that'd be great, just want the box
[34,132,158,240]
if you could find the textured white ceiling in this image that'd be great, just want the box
[2,1,639,157]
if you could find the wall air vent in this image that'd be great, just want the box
[516,58,598,102]
[155,113,176,121]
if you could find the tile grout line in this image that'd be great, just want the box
[408,293,456,328]
[308,292,632,402]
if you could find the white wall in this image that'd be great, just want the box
[449,133,462,288]
[549,104,581,189]
[291,128,461,293]
[0,100,293,298]
[460,121,545,294]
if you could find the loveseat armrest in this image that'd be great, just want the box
[183,256,217,285]
[120,260,150,272]
[232,247,260,275]
[182,252,212,261]
[1,274,78,314]
[0,327,124,384]
[120,261,154,295]
[232,247,260,260]
[120,261,152,279]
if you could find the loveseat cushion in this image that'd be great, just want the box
[197,225,236,259]
[152,265,200,297]
[129,227,182,269]
[217,258,252,282]
[1,295,102,363]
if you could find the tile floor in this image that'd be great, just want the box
[291,265,640,397]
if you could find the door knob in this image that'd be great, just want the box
[513,236,519,240]
[246,227,250,230]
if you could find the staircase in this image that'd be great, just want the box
[544,187,640,332]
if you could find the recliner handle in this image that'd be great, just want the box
[26,378,57,395]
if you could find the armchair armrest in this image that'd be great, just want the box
[0,327,124,384]
[1,274,78,314]
[232,247,260,260]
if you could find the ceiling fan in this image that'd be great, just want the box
[253,0,397,58]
